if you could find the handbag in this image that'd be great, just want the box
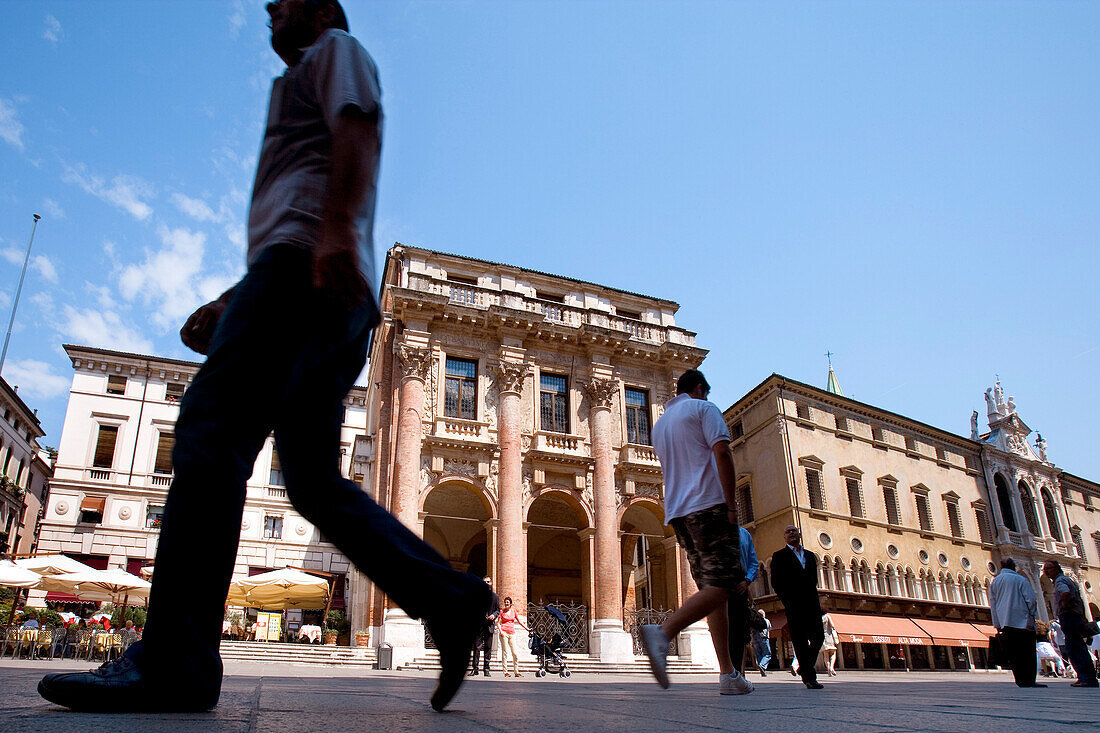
[988,630,1005,668]
[747,605,767,632]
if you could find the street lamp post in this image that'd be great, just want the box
[0,213,42,376]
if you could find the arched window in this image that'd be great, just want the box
[964,578,975,605]
[1019,481,1042,536]
[834,558,848,592]
[994,474,1017,532]
[887,566,899,596]
[904,568,918,598]
[944,574,958,603]
[980,578,990,606]
[820,556,832,590]
[875,563,888,595]
[1041,488,1063,542]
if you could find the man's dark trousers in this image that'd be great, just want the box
[726,589,750,673]
[1060,613,1099,684]
[787,612,824,684]
[472,625,494,673]
[128,245,473,703]
[999,626,1037,686]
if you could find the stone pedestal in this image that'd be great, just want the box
[589,619,636,663]
[677,621,719,670]
[378,607,427,669]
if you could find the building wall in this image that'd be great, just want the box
[0,379,50,557]
[33,345,368,619]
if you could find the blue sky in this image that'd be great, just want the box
[1,1,1098,479]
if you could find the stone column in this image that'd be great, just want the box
[584,376,635,662]
[391,341,432,530]
[380,336,433,665]
[496,356,528,611]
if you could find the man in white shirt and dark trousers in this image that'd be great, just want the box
[989,558,1042,687]
[640,369,753,696]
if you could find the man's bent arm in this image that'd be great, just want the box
[323,107,380,230]
[712,440,738,525]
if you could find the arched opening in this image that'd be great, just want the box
[422,480,492,577]
[859,560,872,594]
[833,558,848,592]
[527,490,588,606]
[994,474,1017,532]
[821,555,833,590]
[875,563,888,595]
[886,566,899,596]
[904,567,918,598]
[620,501,676,612]
[1040,488,1063,542]
[1018,480,1042,536]
[944,573,958,603]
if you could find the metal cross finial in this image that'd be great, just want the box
[825,350,834,366]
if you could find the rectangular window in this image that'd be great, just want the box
[946,501,964,538]
[166,382,185,403]
[146,505,164,529]
[447,273,477,286]
[975,507,993,544]
[625,388,651,445]
[93,425,119,469]
[1071,529,1086,564]
[269,449,284,486]
[730,420,744,440]
[1093,534,1100,564]
[444,357,478,420]
[846,477,864,518]
[736,482,754,523]
[872,426,886,444]
[263,516,283,539]
[915,494,934,532]
[883,486,901,526]
[540,373,569,433]
[107,375,126,395]
[618,309,641,321]
[905,436,918,453]
[835,415,850,433]
[153,432,175,475]
[805,468,826,510]
[796,403,812,420]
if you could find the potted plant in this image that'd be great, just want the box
[354,629,370,647]
[323,609,347,646]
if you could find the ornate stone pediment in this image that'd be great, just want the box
[398,344,433,382]
[584,377,619,409]
[496,360,529,395]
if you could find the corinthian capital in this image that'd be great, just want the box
[584,377,619,409]
[496,359,529,395]
[398,343,433,382]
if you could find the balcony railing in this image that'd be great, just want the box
[534,431,588,456]
[402,274,696,346]
[620,443,660,465]
[87,469,112,481]
[150,474,172,487]
[432,417,490,441]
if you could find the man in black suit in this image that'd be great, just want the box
[769,524,825,689]
[470,576,500,676]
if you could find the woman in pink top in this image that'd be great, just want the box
[498,596,528,677]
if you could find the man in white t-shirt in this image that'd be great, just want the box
[640,369,753,696]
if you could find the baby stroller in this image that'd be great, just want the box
[529,605,571,678]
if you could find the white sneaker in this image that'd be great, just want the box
[639,624,670,689]
[719,670,754,695]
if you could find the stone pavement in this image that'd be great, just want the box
[1,659,1097,732]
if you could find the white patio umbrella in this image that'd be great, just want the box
[14,554,96,577]
[226,568,330,610]
[38,567,151,605]
[0,560,41,588]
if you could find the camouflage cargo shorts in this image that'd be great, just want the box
[669,503,745,589]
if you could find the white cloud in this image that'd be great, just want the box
[42,14,63,45]
[62,164,154,220]
[228,0,247,37]
[32,255,58,283]
[3,359,69,399]
[84,282,116,310]
[0,247,58,283]
[0,98,25,152]
[171,192,219,223]
[59,305,153,354]
[118,224,209,330]
[41,198,65,219]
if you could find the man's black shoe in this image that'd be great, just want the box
[427,576,492,712]
[482,671,491,677]
[1070,680,1098,687]
[759,668,767,677]
[804,681,825,689]
[38,656,217,712]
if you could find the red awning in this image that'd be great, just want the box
[829,613,932,646]
[45,592,83,603]
[79,496,106,512]
[909,619,991,648]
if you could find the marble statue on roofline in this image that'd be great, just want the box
[971,411,979,440]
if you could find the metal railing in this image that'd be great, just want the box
[624,607,678,656]
[528,602,589,654]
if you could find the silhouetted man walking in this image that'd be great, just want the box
[770,524,825,689]
[39,0,488,713]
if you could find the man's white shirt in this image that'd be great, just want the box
[651,393,730,523]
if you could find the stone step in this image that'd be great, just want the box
[219,641,377,666]
[397,651,714,675]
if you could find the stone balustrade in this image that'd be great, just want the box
[620,443,660,466]
[433,417,490,441]
[535,430,588,456]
